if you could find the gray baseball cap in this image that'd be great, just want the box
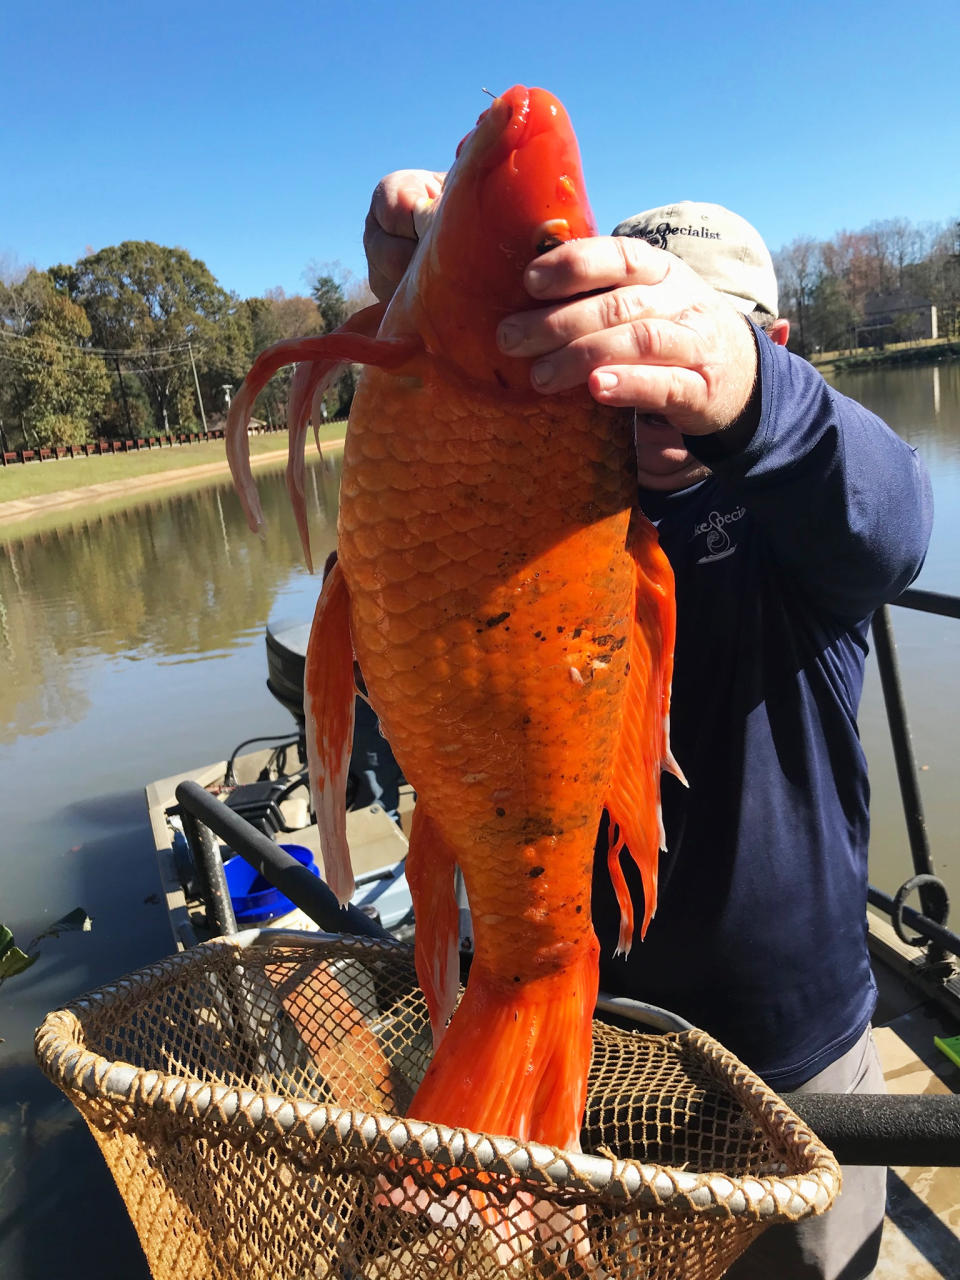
[612,201,779,319]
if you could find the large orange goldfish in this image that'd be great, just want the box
[226,85,678,1154]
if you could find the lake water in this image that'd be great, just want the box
[0,362,958,1277]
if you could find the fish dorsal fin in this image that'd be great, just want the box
[604,513,682,954]
[226,302,423,553]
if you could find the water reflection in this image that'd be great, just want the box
[0,461,342,743]
[829,360,960,474]
[0,369,957,1279]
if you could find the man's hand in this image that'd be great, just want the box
[496,236,760,436]
[363,169,445,302]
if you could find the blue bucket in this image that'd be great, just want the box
[222,843,319,923]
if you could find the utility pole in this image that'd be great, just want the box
[114,355,132,434]
[187,343,207,431]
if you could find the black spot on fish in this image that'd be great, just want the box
[556,626,564,634]
[496,807,506,817]
[514,975,521,982]
[485,611,510,628]
[576,905,583,913]
[572,627,582,639]
[522,715,531,725]
[593,634,615,647]
[611,636,627,652]
[625,662,631,675]
[528,866,545,878]
[521,816,562,837]
[493,368,508,388]
[534,630,542,638]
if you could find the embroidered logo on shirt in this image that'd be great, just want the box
[691,506,746,563]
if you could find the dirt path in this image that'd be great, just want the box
[0,441,346,527]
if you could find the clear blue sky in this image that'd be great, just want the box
[3,0,958,301]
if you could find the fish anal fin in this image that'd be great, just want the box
[407,945,598,1152]
[304,560,356,903]
[405,807,461,1050]
[604,514,679,951]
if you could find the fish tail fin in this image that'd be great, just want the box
[225,301,421,542]
[405,806,461,1050]
[407,944,598,1151]
[304,558,356,903]
[604,513,679,953]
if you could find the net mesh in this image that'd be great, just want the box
[36,933,839,1280]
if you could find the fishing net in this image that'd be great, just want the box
[36,932,839,1280]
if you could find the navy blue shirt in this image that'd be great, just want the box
[592,331,934,1090]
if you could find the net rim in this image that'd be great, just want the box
[34,930,840,1221]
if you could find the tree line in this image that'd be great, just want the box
[0,241,373,450]
[3,215,959,448]
[773,215,960,357]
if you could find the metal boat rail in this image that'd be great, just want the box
[869,587,960,970]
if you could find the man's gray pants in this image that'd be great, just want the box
[725,1025,887,1280]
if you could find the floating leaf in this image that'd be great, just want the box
[31,908,93,946]
[0,924,38,982]
[0,945,36,980]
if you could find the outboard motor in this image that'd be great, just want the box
[265,619,312,731]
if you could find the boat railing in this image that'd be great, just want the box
[869,587,960,973]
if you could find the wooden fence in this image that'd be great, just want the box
[1,427,242,467]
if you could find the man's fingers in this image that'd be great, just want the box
[363,170,446,301]
[525,320,706,393]
[363,224,418,302]
[523,235,675,299]
[587,363,706,418]
[498,286,688,358]
[366,170,444,241]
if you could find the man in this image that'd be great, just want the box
[363,176,933,1279]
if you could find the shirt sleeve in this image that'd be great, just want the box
[684,327,934,618]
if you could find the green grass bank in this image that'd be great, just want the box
[0,422,348,503]
[810,337,960,376]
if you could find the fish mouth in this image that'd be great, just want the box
[464,85,574,172]
[457,85,533,167]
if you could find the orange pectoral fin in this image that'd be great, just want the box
[304,560,356,904]
[226,301,423,536]
[604,513,680,953]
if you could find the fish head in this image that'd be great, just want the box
[387,86,598,388]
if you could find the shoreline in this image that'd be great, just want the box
[0,439,346,528]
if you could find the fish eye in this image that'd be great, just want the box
[532,219,571,256]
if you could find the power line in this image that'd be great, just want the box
[0,328,204,359]
[0,349,197,375]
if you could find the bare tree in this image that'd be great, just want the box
[773,237,821,355]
